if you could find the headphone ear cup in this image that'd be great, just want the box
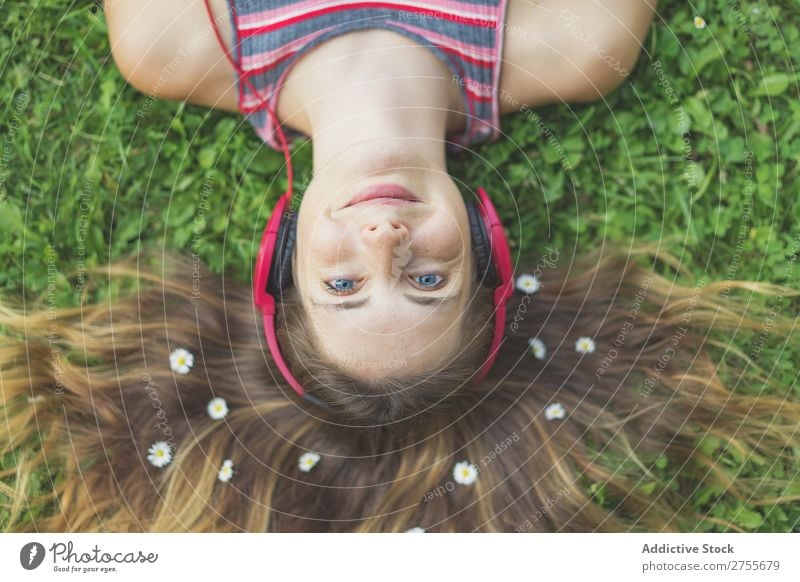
[267,211,298,295]
[466,201,497,286]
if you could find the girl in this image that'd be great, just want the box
[2,1,798,532]
[103,0,661,397]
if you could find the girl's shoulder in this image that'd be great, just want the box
[499,0,659,111]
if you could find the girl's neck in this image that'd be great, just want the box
[279,29,463,175]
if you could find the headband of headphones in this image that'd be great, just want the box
[253,187,514,398]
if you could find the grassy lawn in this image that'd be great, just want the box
[1,0,798,531]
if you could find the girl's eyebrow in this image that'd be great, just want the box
[311,293,459,311]
[403,293,460,307]
[311,297,371,311]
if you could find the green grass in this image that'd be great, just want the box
[1,0,799,531]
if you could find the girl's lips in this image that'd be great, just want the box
[344,184,420,208]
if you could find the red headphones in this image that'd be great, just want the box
[204,0,514,402]
[253,185,514,400]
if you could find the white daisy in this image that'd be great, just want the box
[405,526,426,533]
[147,441,173,468]
[207,397,229,420]
[298,451,321,473]
[575,336,596,354]
[515,273,541,294]
[169,348,194,374]
[453,460,479,486]
[528,337,547,360]
[693,16,706,29]
[217,459,234,482]
[544,402,566,421]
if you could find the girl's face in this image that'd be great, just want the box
[293,169,474,381]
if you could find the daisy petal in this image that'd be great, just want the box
[515,274,541,294]
[217,459,235,482]
[575,336,596,354]
[528,337,547,360]
[452,460,479,485]
[544,402,566,421]
[170,348,194,375]
[207,397,229,420]
[298,451,321,473]
[147,441,173,468]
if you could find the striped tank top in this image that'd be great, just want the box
[223,0,509,152]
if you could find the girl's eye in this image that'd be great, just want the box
[412,273,445,289]
[325,279,358,295]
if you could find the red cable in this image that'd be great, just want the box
[203,0,294,199]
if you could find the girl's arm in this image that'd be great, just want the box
[104,0,238,111]
[499,0,660,112]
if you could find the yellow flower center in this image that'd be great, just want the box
[177,357,186,365]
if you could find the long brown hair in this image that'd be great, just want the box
[2,244,798,532]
